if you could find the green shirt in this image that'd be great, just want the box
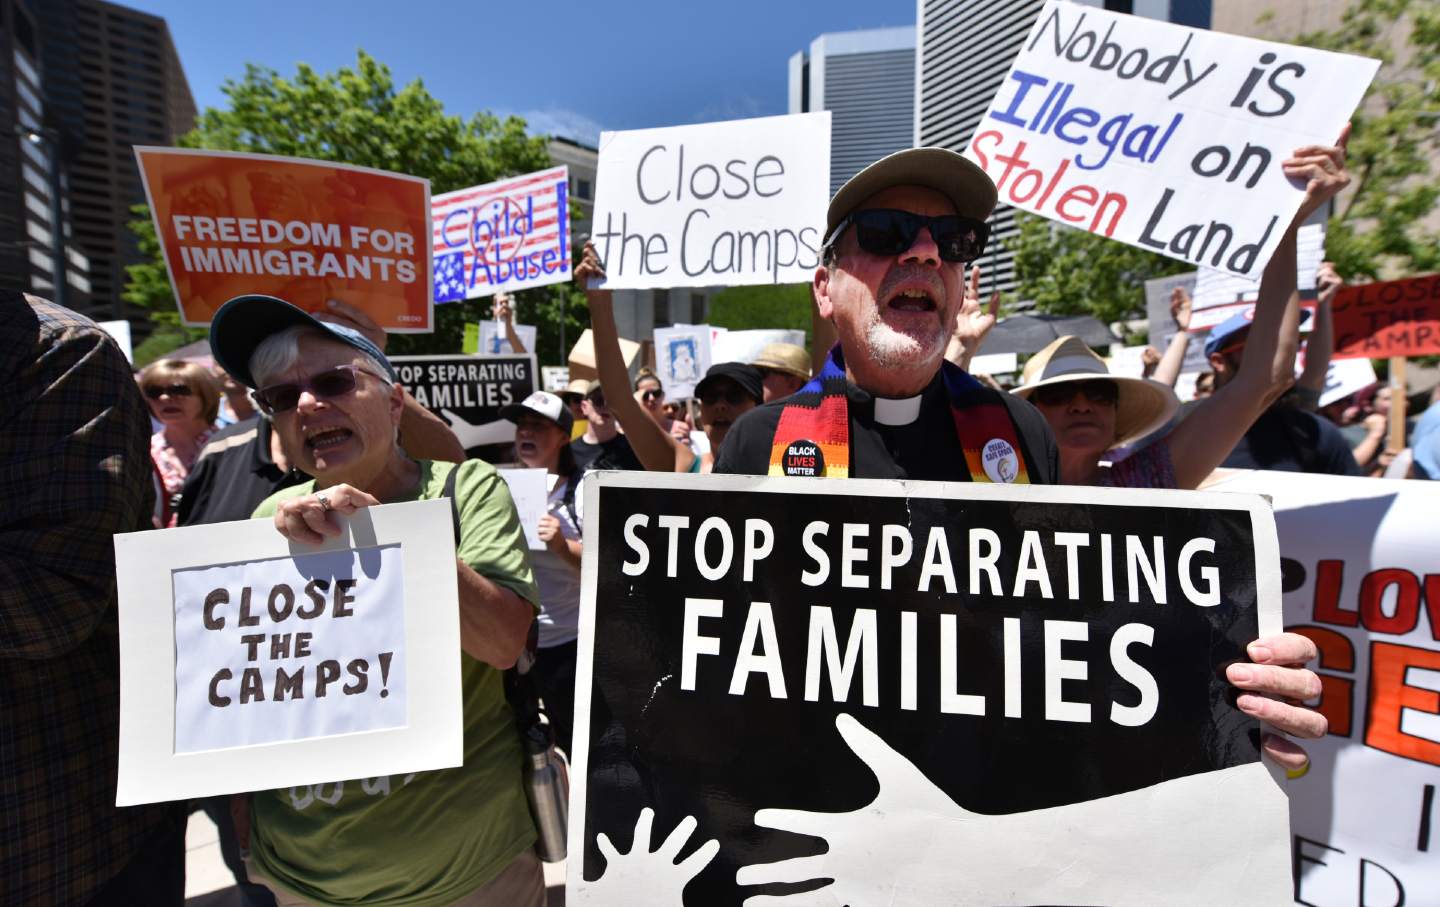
[247,459,540,907]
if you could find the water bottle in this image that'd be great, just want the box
[523,726,568,863]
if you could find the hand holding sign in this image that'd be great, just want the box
[274,484,380,545]
[1226,632,1327,771]
[1282,123,1351,225]
[580,808,719,906]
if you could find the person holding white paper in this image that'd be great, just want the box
[502,391,585,753]
[209,294,545,907]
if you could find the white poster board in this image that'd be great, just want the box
[498,467,549,551]
[431,165,571,301]
[542,366,571,393]
[1205,471,1440,905]
[710,328,807,366]
[1315,356,1378,408]
[591,112,831,289]
[653,324,714,400]
[964,1,1377,279]
[969,351,1020,375]
[114,499,462,805]
[479,321,538,356]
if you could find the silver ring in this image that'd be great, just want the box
[316,492,332,513]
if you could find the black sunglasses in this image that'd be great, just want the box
[641,388,664,403]
[143,383,193,400]
[1031,379,1120,408]
[824,208,990,263]
[255,365,384,414]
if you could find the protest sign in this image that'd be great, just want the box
[1331,273,1440,360]
[710,329,807,366]
[568,329,641,383]
[135,147,432,331]
[479,320,538,356]
[964,2,1376,279]
[1204,470,1440,905]
[114,499,461,804]
[569,473,1291,906]
[431,166,571,302]
[1189,222,1327,330]
[542,366,571,393]
[1314,356,1377,409]
[590,112,830,289]
[653,324,713,400]
[498,468,549,550]
[969,351,1019,375]
[1143,271,1210,377]
[391,354,537,458]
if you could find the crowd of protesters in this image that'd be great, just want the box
[9,123,1439,907]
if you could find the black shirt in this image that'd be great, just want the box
[1221,405,1363,476]
[571,433,643,473]
[714,372,1059,483]
[177,416,309,526]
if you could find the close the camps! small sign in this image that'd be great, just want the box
[568,473,1292,906]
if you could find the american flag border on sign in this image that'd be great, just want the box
[431,165,571,302]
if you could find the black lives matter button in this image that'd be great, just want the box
[783,440,824,477]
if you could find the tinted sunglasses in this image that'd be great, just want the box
[254,365,384,414]
[1031,379,1120,407]
[699,387,753,406]
[641,388,664,403]
[825,208,990,263]
[143,383,193,400]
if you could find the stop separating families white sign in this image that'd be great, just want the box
[590,112,830,289]
[964,1,1378,279]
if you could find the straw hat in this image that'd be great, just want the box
[1012,336,1179,446]
[750,342,811,380]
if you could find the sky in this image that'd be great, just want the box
[124,0,916,146]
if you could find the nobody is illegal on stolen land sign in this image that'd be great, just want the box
[568,473,1292,906]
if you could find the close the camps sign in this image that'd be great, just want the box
[114,500,462,805]
[590,112,830,289]
[568,473,1292,906]
[964,1,1377,279]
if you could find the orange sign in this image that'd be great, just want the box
[136,147,433,332]
[1331,272,1440,360]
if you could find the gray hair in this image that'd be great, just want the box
[249,325,392,389]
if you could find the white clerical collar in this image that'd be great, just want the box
[873,394,922,426]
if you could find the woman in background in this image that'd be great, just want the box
[139,358,220,525]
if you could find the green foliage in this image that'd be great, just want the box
[1008,212,1191,324]
[123,202,207,363]
[124,50,558,357]
[707,283,814,342]
[1298,0,1440,279]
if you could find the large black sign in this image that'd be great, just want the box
[390,354,535,460]
[569,473,1291,905]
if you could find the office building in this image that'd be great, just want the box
[788,26,916,193]
[33,0,196,324]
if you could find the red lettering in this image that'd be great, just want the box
[1365,641,1440,766]
[970,130,1003,170]
[1359,568,1421,636]
[1092,192,1126,238]
[1312,559,1357,627]
[1055,185,1098,223]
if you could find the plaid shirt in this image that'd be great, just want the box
[1,294,177,904]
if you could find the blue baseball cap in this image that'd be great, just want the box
[210,294,397,388]
[1203,306,1312,358]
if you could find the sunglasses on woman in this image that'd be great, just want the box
[143,383,193,400]
[824,208,990,263]
[254,365,385,414]
[1031,379,1120,407]
[641,388,664,403]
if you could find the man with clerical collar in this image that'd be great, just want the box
[714,148,1057,483]
[714,146,1326,771]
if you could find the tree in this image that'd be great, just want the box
[707,283,814,343]
[1008,212,1191,326]
[1295,0,1440,279]
[123,51,568,359]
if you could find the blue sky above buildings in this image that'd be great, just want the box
[125,0,916,145]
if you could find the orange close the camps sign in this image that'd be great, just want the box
[1330,272,1440,360]
[136,147,433,332]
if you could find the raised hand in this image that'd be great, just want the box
[1315,261,1343,306]
[575,242,607,287]
[1285,123,1351,224]
[953,264,1000,356]
[492,292,514,324]
[1169,285,1192,331]
[575,807,719,906]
